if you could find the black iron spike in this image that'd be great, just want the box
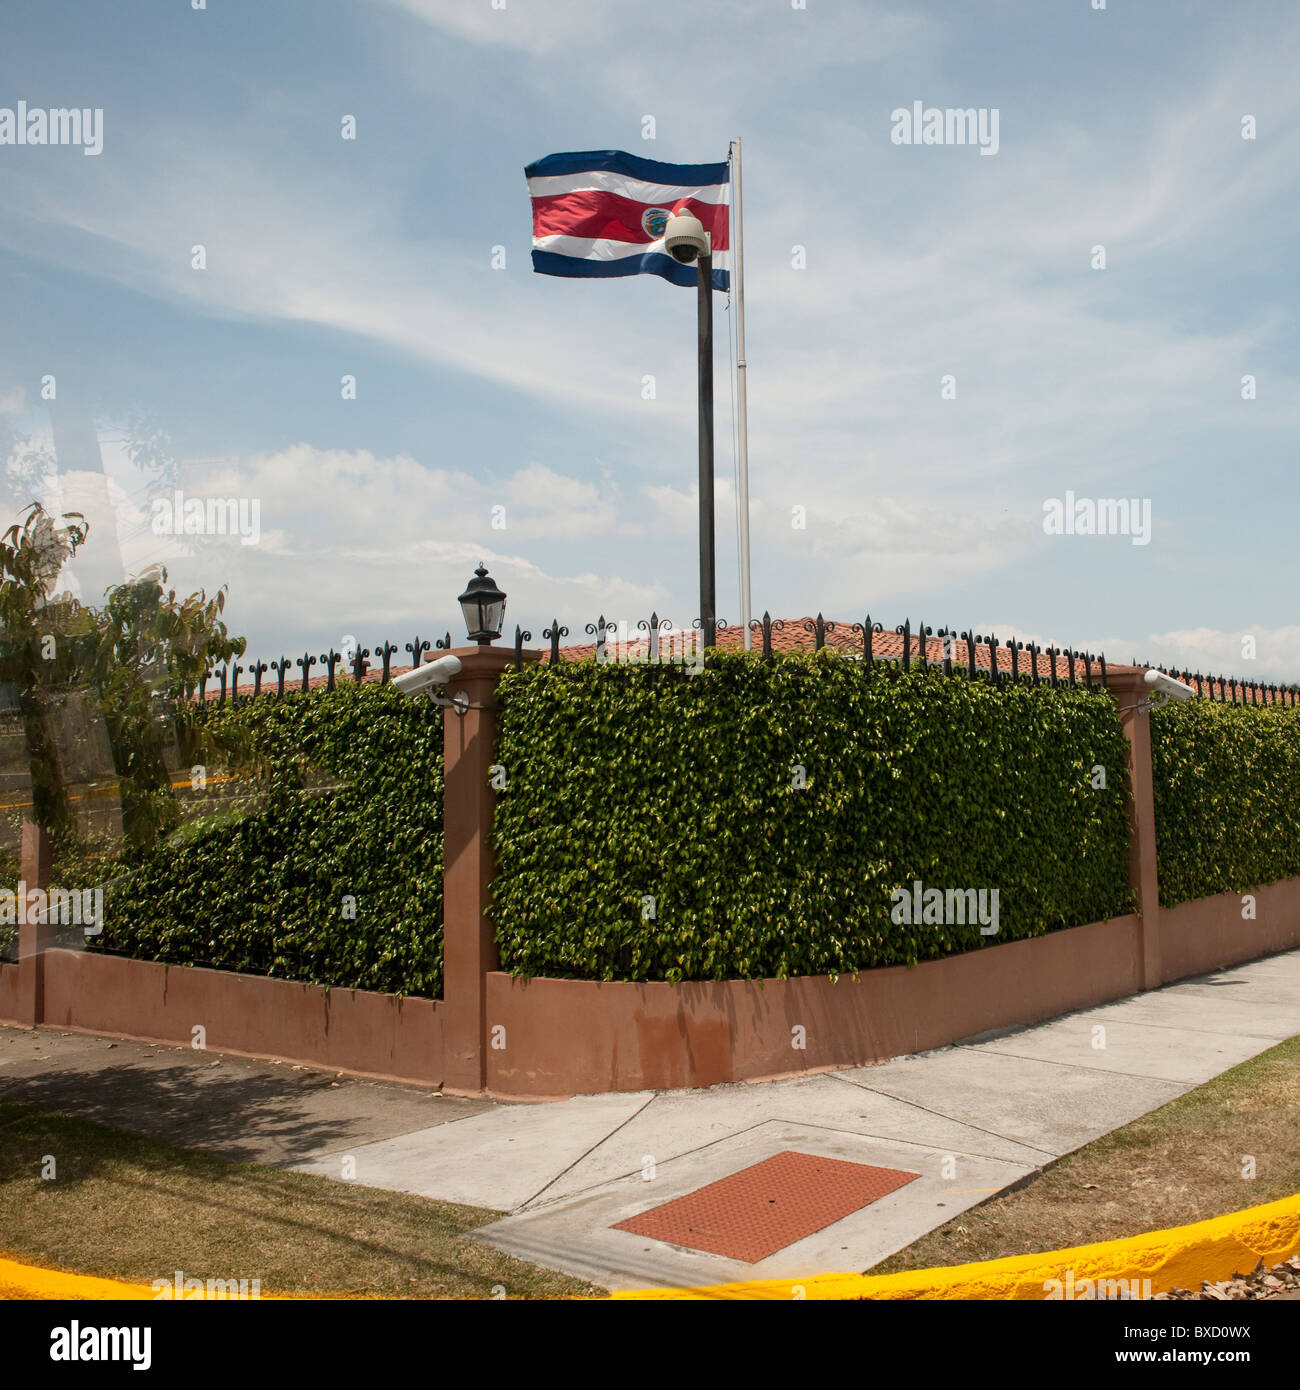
[897,619,911,672]
[297,652,317,692]
[321,648,341,691]
[961,629,977,680]
[639,612,665,663]
[757,610,773,660]
[514,624,533,671]
[584,615,609,663]
[375,641,397,684]
[543,620,568,664]
[937,626,955,678]
[802,613,833,651]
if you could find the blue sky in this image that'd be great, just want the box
[1,0,1297,679]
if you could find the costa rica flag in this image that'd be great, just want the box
[525,149,730,290]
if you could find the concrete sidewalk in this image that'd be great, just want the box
[3,948,1298,1292]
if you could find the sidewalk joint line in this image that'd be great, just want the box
[825,1071,1059,1157]
[518,1115,784,1212]
[757,1115,1042,1169]
[956,1045,1206,1084]
[515,1094,660,1210]
[1066,1013,1290,1040]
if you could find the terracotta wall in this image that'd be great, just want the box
[479,875,1300,1100]
[1161,879,1300,982]
[482,916,1143,1098]
[30,950,444,1086]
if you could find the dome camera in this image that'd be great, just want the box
[663,209,710,264]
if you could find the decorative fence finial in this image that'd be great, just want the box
[896,619,912,672]
[584,616,609,663]
[543,620,569,664]
[321,648,342,691]
[803,613,835,651]
[406,637,431,672]
[376,641,398,684]
[514,625,533,671]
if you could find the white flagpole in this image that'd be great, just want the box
[731,137,753,650]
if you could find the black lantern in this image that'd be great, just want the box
[457,564,507,645]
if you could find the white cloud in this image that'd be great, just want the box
[77,443,668,650]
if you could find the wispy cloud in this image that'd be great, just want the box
[2,1,1296,671]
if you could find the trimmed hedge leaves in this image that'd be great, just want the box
[1151,700,1300,908]
[490,652,1133,982]
[95,682,444,997]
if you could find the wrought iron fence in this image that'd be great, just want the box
[1135,662,1296,707]
[188,613,1299,707]
[514,610,1112,691]
[191,632,453,701]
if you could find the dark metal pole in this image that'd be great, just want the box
[697,249,716,648]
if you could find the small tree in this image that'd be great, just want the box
[1,501,248,856]
[92,566,246,855]
[0,504,91,842]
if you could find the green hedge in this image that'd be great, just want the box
[1151,700,1300,908]
[490,652,1133,982]
[95,682,444,996]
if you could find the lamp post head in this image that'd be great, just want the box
[457,564,507,645]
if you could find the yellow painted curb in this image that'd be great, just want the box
[612,1192,1300,1300]
[0,1257,312,1301]
[0,1257,157,1302]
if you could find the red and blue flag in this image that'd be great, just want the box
[525,149,730,290]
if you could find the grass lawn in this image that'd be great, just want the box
[0,1098,601,1299]
[868,1033,1300,1274]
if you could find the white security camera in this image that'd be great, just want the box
[1143,668,1195,705]
[663,209,710,265]
[392,653,462,695]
